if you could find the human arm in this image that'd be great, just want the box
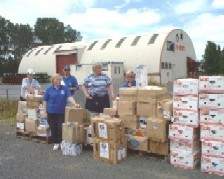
[82,85,92,99]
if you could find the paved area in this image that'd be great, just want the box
[0,124,222,179]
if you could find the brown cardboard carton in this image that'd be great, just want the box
[149,141,169,156]
[127,135,148,152]
[25,118,38,134]
[65,107,85,124]
[120,115,139,129]
[26,95,42,109]
[62,123,84,143]
[147,118,168,142]
[16,113,27,123]
[37,126,50,137]
[103,108,117,117]
[17,101,27,114]
[117,100,136,116]
[119,87,137,101]
[157,98,172,119]
[137,100,157,117]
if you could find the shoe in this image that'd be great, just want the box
[53,144,60,151]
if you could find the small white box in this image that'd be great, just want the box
[170,150,200,169]
[170,139,200,153]
[201,155,224,176]
[16,122,25,130]
[200,124,224,142]
[173,109,199,127]
[169,124,199,141]
[199,94,224,109]
[139,116,147,129]
[202,140,224,158]
[200,108,224,125]
[199,76,224,93]
[173,79,199,95]
[173,96,198,111]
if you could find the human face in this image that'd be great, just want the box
[126,74,134,82]
[94,65,102,76]
[53,76,61,86]
[27,74,33,80]
[64,69,70,76]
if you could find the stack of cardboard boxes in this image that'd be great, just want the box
[91,116,127,164]
[170,79,200,169]
[199,76,224,176]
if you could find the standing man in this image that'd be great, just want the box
[62,65,79,96]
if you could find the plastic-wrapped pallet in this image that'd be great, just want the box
[61,140,82,156]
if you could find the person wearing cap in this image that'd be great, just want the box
[20,68,40,101]
[82,63,114,114]
[61,65,79,96]
[121,70,136,87]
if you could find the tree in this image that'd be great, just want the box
[64,25,82,42]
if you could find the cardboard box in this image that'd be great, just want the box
[62,123,84,143]
[201,155,224,176]
[170,150,200,169]
[16,113,27,123]
[199,76,224,93]
[147,118,168,142]
[16,122,25,132]
[157,98,173,119]
[118,100,136,116]
[84,125,93,145]
[103,108,117,117]
[173,79,199,95]
[27,109,38,120]
[199,94,224,109]
[200,108,224,125]
[127,135,148,152]
[173,96,198,111]
[17,101,27,114]
[202,140,224,158]
[149,141,169,156]
[169,124,199,141]
[93,140,127,164]
[200,124,224,142]
[65,107,85,124]
[37,126,50,137]
[120,115,139,129]
[119,87,137,101]
[170,139,200,153]
[137,86,168,101]
[173,109,199,127]
[26,95,42,109]
[25,118,38,134]
[136,100,157,117]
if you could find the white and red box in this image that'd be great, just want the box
[173,109,199,127]
[170,150,200,170]
[199,76,224,93]
[200,124,224,142]
[173,79,199,96]
[170,139,200,153]
[200,108,224,125]
[199,94,224,109]
[201,155,224,176]
[202,140,224,158]
[173,96,198,111]
[169,124,199,141]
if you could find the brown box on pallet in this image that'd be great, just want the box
[16,112,27,123]
[93,139,127,164]
[62,122,84,144]
[117,100,136,116]
[17,101,27,114]
[103,108,117,117]
[120,115,139,129]
[37,126,50,137]
[149,140,169,156]
[147,118,168,142]
[157,98,173,119]
[25,118,38,134]
[119,87,137,101]
[136,100,157,117]
[65,106,85,124]
[127,135,148,152]
[26,95,42,109]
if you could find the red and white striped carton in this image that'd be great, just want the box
[201,155,224,176]
[173,79,199,96]
[170,138,200,153]
[173,96,198,111]
[200,124,224,142]
[199,94,224,109]
[169,124,199,141]
[170,149,200,170]
[199,76,224,94]
[200,108,224,125]
[173,109,199,127]
[202,140,224,158]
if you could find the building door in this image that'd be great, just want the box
[56,53,77,75]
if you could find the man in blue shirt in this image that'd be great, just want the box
[121,70,136,88]
[62,65,79,95]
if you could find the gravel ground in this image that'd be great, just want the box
[0,124,222,179]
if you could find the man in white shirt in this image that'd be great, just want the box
[20,68,40,100]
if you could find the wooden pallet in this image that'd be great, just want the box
[16,131,52,144]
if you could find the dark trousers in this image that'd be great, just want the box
[47,113,64,144]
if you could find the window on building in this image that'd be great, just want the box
[169,63,172,69]
[161,62,165,69]
[180,33,183,40]
[44,46,54,55]
[167,41,175,51]
[26,49,32,57]
[131,36,141,46]
[54,45,62,53]
[115,37,127,48]
[88,41,98,50]
[101,39,112,50]
[34,48,44,56]
[148,34,159,44]
[165,62,168,69]
[114,67,117,74]
[118,66,120,74]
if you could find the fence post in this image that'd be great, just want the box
[6,89,9,100]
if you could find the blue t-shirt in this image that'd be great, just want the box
[63,75,78,95]
[121,80,136,88]
[44,85,71,114]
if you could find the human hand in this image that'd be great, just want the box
[86,94,93,99]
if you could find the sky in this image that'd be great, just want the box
[0,0,224,60]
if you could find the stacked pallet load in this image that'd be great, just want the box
[170,79,200,169]
[61,106,86,156]
[199,76,224,176]
[91,115,127,164]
